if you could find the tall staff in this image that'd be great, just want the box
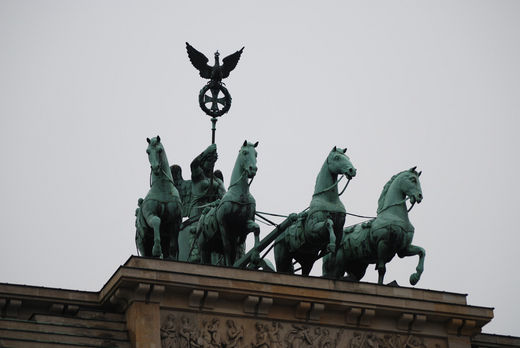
[185,42,244,261]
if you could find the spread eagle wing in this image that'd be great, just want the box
[186,42,212,79]
[221,47,244,79]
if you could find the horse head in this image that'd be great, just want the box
[327,146,357,179]
[146,136,165,175]
[239,140,258,179]
[400,167,423,204]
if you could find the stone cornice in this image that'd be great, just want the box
[98,256,493,338]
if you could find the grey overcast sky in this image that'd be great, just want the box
[1,0,519,337]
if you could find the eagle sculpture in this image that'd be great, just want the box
[186,42,244,84]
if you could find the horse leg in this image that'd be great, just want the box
[196,222,211,265]
[167,204,181,260]
[219,220,234,267]
[245,219,261,266]
[198,239,212,265]
[235,242,246,262]
[376,240,389,284]
[334,214,346,253]
[322,252,333,277]
[247,220,261,247]
[309,218,336,253]
[274,242,294,274]
[323,247,343,278]
[324,218,336,253]
[398,244,426,285]
[346,261,368,281]
[301,259,314,276]
[161,233,171,260]
[169,230,178,260]
[146,215,163,258]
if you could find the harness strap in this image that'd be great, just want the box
[312,175,345,197]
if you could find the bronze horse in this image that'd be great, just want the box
[197,141,260,266]
[135,136,182,259]
[323,167,425,285]
[274,147,356,275]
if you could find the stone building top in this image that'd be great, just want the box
[0,257,515,348]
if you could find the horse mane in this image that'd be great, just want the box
[377,170,408,214]
[314,148,343,191]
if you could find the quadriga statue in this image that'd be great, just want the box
[323,167,425,285]
[274,147,356,275]
[197,140,260,266]
[135,136,182,259]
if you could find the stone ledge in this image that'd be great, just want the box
[472,333,520,347]
[0,256,515,348]
[95,256,493,337]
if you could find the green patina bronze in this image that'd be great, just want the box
[197,140,260,266]
[274,147,356,275]
[323,167,425,285]
[131,45,429,286]
[186,42,244,146]
[135,136,182,259]
[174,144,226,263]
[186,42,244,118]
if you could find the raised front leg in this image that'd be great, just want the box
[398,244,426,285]
[309,218,336,253]
[146,215,163,258]
[326,218,336,253]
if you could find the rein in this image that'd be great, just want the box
[148,165,175,188]
[313,153,354,197]
[312,175,351,197]
[377,197,416,214]
[228,170,254,189]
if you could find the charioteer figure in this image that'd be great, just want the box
[189,144,226,217]
[175,144,227,262]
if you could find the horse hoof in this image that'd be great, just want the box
[409,273,420,285]
[152,245,162,257]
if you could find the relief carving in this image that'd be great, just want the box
[199,318,222,348]
[285,324,314,347]
[162,315,245,348]
[252,321,283,348]
[160,314,179,348]
[179,316,200,348]
[160,312,440,348]
[349,332,427,348]
[225,319,245,348]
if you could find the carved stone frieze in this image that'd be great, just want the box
[349,331,432,348]
[160,311,447,348]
